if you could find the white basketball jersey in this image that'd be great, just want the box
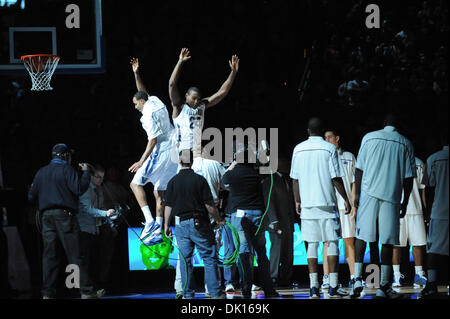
[401,157,425,215]
[173,103,206,151]
[140,96,175,153]
[335,149,356,211]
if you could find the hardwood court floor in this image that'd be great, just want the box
[97,285,449,300]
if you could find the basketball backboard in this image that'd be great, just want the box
[0,0,104,74]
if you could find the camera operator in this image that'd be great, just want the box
[222,145,279,299]
[77,164,116,298]
[27,143,98,299]
[163,149,226,299]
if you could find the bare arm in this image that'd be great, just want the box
[424,186,435,224]
[205,55,239,108]
[205,202,226,226]
[400,177,414,218]
[164,205,173,238]
[420,188,426,209]
[332,177,351,214]
[169,48,191,117]
[130,58,148,94]
[292,179,301,216]
[351,168,363,219]
[128,138,157,173]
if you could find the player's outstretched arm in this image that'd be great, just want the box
[130,58,148,94]
[169,48,191,117]
[204,55,239,108]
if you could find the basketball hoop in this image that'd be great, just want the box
[20,54,60,91]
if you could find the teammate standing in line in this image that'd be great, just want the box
[168,48,239,157]
[290,118,351,298]
[392,156,428,288]
[351,113,415,299]
[129,58,178,245]
[420,130,449,298]
[320,129,356,290]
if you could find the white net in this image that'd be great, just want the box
[21,55,60,91]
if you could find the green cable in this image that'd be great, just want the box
[254,170,274,236]
[220,222,240,268]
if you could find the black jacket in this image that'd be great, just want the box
[28,158,90,213]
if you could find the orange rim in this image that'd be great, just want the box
[20,54,60,60]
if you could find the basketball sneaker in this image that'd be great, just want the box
[392,272,405,287]
[321,275,330,291]
[328,286,350,298]
[413,272,427,288]
[375,284,404,299]
[142,232,163,246]
[350,277,364,299]
[225,284,235,292]
[310,286,320,299]
[140,220,160,241]
[419,282,438,299]
[251,284,262,291]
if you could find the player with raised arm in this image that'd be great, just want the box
[168,48,239,157]
[128,58,178,246]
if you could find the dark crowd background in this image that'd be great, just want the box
[0,0,448,295]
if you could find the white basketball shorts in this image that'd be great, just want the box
[131,148,178,191]
[395,214,427,247]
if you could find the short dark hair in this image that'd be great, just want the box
[383,112,398,127]
[324,129,339,137]
[307,117,324,135]
[93,164,105,174]
[134,91,148,101]
[187,87,201,96]
[179,149,194,167]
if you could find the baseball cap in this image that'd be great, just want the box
[51,143,70,156]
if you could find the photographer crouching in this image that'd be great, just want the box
[28,143,101,299]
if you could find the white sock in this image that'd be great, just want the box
[329,272,339,288]
[393,265,401,274]
[350,274,355,280]
[141,206,153,223]
[354,262,363,279]
[415,266,424,275]
[156,216,163,226]
[309,273,319,288]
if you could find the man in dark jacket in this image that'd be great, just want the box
[28,143,97,299]
[262,156,297,288]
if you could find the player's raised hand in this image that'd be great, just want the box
[130,58,139,73]
[229,54,239,72]
[179,48,191,62]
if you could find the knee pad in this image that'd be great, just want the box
[327,241,339,256]
[307,242,319,259]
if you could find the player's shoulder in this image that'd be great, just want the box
[428,147,449,164]
[362,129,381,141]
[394,130,413,147]
[322,139,337,151]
